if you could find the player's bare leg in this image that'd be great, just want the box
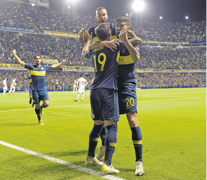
[126,112,144,176]
[35,103,43,125]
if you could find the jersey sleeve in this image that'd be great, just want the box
[84,50,94,59]
[44,65,52,71]
[117,40,126,50]
[25,63,34,70]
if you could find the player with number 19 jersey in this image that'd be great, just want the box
[84,40,125,121]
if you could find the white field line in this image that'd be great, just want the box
[0,140,125,180]
[0,97,198,113]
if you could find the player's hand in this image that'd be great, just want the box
[79,27,87,36]
[127,30,135,38]
[11,49,16,55]
[62,59,66,64]
[119,30,128,43]
[84,32,92,42]
[102,40,120,52]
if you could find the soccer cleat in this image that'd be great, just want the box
[96,145,105,159]
[75,100,78,102]
[40,107,44,115]
[29,98,32,104]
[86,156,103,166]
[38,119,44,125]
[102,163,119,174]
[135,161,145,176]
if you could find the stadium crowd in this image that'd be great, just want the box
[0,0,206,42]
[0,71,205,91]
[0,31,206,70]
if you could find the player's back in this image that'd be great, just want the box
[91,46,121,90]
[77,77,87,89]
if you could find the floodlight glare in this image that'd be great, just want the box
[132,0,145,12]
[185,16,189,19]
[159,16,162,19]
[126,13,129,16]
[32,3,35,6]
[68,5,70,8]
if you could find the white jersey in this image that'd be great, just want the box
[73,80,77,87]
[77,77,88,89]
[3,80,7,87]
[10,79,16,89]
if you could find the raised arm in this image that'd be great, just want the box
[11,49,26,67]
[128,31,142,46]
[51,59,66,69]
[119,30,140,62]
[78,27,87,44]
[81,32,92,58]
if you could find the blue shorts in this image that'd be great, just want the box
[118,82,137,114]
[32,90,49,104]
[29,87,32,96]
[55,85,58,89]
[90,88,119,121]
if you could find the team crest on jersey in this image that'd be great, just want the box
[122,49,126,53]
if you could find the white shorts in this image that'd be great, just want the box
[78,88,85,94]
[3,86,7,91]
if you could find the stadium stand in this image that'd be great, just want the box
[0,0,206,91]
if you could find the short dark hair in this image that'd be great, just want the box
[95,23,110,41]
[96,7,107,14]
[116,16,131,27]
[34,54,42,59]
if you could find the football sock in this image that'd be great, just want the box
[35,108,41,120]
[131,126,143,162]
[41,104,47,108]
[104,124,117,165]
[81,94,84,100]
[88,123,104,157]
[76,94,79,100]
[100,126,106,146]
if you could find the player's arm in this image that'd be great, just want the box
[78,27,87,44]
[51,59,66,69]
[89,40,120,52]
[81,32,92,58]
[11,49,26,67]
[128,31,142,46]
[119,30,140,62]
[24,71,29,79]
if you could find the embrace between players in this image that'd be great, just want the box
[11,6,144,176]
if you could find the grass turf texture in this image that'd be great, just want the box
[0,88,206,180]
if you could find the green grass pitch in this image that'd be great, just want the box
[0,88,206,180]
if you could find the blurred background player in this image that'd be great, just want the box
[55,79,59,91]
[12,49,66,125]
[75,75,88,102]
[8,78,16,95]
[2,78,7,95]
[73,79,77,93]
[24,71,34,108]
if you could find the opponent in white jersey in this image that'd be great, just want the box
[75,75,88,101]
[9,78,16,95]
[73,79,77,93]
[3,78,7,95]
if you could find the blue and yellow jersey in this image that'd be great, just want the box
[26,75,33,88]
[84,40,125,90]
[25,64,51,90]
[89,22,117,42]
[117,45,140,84]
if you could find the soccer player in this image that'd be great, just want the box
[73,79,77,93]
[55,79,59,91]
[75,75,88,102]
[2,78,7,95]
[11,49,66,125]
[89,17,144,176]
[24,71,34,108]
[8,78,16,95]
[82,23,132,174]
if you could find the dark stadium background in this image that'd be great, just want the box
[50,0,206,22]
